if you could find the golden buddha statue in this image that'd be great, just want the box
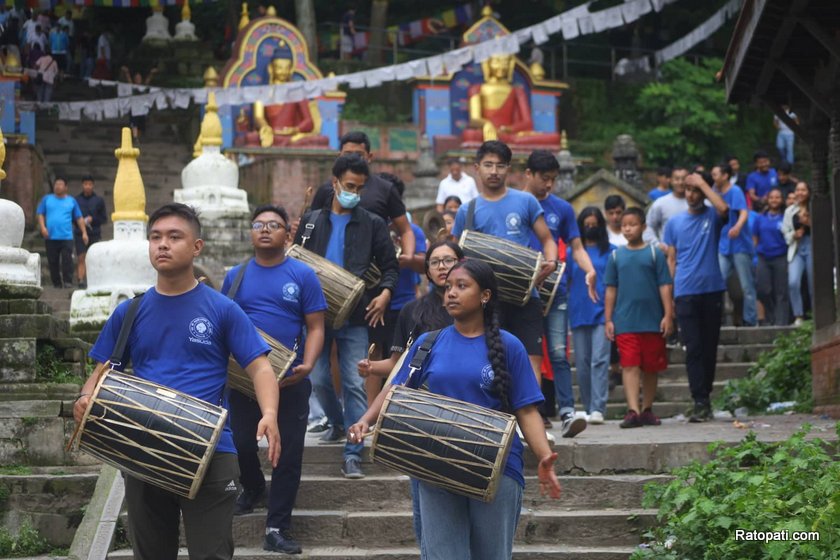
[462,54,560,147]
[243,44,328,148]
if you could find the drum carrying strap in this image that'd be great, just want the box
[465,198,477,231]
[109,294,143,371]
[225,259,253,299]
[299,210,322,248]
[405,328,442,389]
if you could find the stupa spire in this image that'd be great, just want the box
[111,128,147,223]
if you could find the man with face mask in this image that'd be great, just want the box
[293,153,398,479]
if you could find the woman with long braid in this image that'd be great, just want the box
[349,259,561,560]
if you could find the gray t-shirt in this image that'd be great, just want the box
[643,193,688,248]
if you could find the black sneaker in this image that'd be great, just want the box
[319,424,346,444]
[264,530,302,554]
[341,457,365,479]
[689,403,712,423]
[560,414,586,438]
[233,485,265,516]
[307,417,329,433]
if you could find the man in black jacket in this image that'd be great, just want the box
[74,175,107,288]
[293,153,398,479]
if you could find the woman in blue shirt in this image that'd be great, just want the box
[752,188,789,325]
[349,259,560,560]
[567,207,614,424]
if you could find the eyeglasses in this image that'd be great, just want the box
[429,257,459,269]
[251,221,286,232]
[479,162,509,171]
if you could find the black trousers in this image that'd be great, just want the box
[124,452,239,560]
[45,239,74,287]
[230,378,310,531]
[756,254,790,326]
[675,292,723,406]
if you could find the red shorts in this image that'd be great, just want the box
[615,332,668,373]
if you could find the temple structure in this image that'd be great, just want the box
[174,0,197,42]
[142,6,172,44]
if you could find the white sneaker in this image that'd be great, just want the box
[793,317,804,327]
[588,411,605,424]
[574,410,588,421]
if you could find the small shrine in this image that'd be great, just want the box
[142,6,173,44]
[216,7,345,150]
[174,0,198,42]
[413,7,568,155]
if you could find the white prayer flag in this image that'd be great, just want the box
[561,15,580,40]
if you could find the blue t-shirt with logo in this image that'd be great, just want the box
[452,188,544,249]
[752,212,787,259]
[604,244,672,334]
[391,326,543,488]
[391,223,426,311]
[718,186,753,256]
[36,194,82,240]
[90,284,270,454]
[567,244,612,328]
[648,188,670,202]
[663,207,726,298]
[746,169,778,199]
[325,212,351,268]
[221,257,328,368]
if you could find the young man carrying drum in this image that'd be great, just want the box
[222,205,327,554]
[73,203,281,560]
[293,153,399,479]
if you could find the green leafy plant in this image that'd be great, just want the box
[633,424,840,560]
[35,344,83,385]
[0,519,50,557]
[716,322,813,414]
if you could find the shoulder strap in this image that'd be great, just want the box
[109,294,143,370]
[650,244,657,265]
[466,198,477,231]
[300,209,321,248]
[406,328,442,386]
[226,259,251,299]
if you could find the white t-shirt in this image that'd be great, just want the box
[435,173,479,206]
[608,227,628,247]
[97,33,111,61]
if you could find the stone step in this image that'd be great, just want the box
[0,338,37,382]
[665,344,774,364]
[571,381,728,404]
[0,382,80,401]
[108,543,636,559]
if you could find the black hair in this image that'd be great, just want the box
[525,150,560,173]
[725,154,738,163]
[332,153,369,179]
[476,140,512,165]
[577,206,611,255]
[251,204,289,225]
[656,166,670,177]
[54,176,67,185]
[148,203,202,238]
[671,165,688,174]
[443,195,462,208]
[412,240,464,335]
[339,131,371,153]
[604,194,626,212]
[81,175,95,183]
[713,162,732,178]
[753,150,770,161]
[699,171,714,189]
[778,161,792,174]
[443,210,457,219]
[447,158,461,166]
[764,188,785,213]
[378,172,405,198]
[447,259,511,412]
[622,206,645,224]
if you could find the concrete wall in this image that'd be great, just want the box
[812,324,840,417]
[0,144,48,227]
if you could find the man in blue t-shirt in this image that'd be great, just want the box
[36,177,87,288]
[221,205,327,554]
[746,150,778,208]
[73,204,280,560]
[521,150,596,438]
[663,174,729,423]
[712,163,757,326]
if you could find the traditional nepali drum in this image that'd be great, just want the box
[227,329,296,399]
[361,263,381,290]
[287,244,366,329]
[73,370,227,499]
[538,262,565,316]
[370,385,516,502]
[458,230,543,306]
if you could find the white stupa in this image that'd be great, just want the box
[70,129,155,332]
[0,126,41,298]
[142,6,172,44]
[175,91,249,220]
[174,0,197,41]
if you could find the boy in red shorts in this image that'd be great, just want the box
[604,207,674,428]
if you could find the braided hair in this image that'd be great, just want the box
[412,240,465,333]
[448,259,512,412]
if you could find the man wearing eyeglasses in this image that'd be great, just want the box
[221,205,327,554]
[293,153,399,479]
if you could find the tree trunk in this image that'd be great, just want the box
[367,0,388,65]
[294,0,318,63]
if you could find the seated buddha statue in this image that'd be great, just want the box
[243,43,328,148]
[462,54,560,147]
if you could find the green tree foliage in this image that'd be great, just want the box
[635,57,735,166]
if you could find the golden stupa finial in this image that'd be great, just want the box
[181,0,191,22]
[203,66,219,88]
[0,125,6,181]
[481,5,493,17]
[199,92,223,148]
[266,5,277,16]
[111,128,148,223]
[560,130,568,151]
[238,3,250,30]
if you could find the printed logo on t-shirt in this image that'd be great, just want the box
[546,213,560,228]
[282,282,300,303]
[188,317,215,346]
[505,212,522,235]
[701,219,711,234]
[479,363,495,391]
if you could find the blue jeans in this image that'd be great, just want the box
[544,294,574,417]
[572,324,610,415]
[788,235,813,318]
[418,475,523,560]
[310,324,369,460]
[410,478,422,546]
[719,252,757,326]
[776,130,795,164]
